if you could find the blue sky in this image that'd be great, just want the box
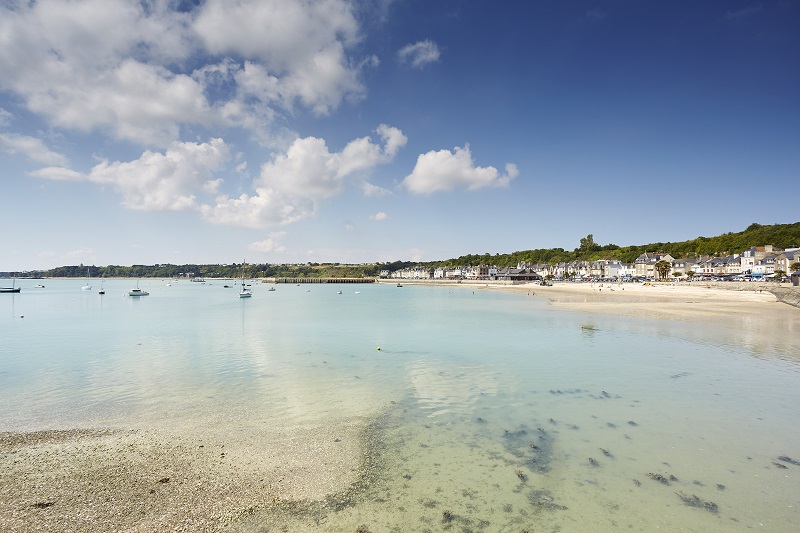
[1,0,798,271]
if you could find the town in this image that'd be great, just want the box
[383,245,800,283]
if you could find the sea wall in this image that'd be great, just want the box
[769,287,800,309]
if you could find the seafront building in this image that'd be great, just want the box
[386,244,800,282]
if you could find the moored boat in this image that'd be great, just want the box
[129,279,149,296]
[238,260,252,298]
[1,278,21,293]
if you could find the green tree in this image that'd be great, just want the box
[654,260,672,281]
[578,234,600,254]
[790,262,800,273]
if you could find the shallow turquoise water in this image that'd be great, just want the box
[2,279,799,531]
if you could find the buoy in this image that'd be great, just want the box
[377,346,381,351]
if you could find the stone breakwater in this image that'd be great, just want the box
[768,287,800,309]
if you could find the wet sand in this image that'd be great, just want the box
[0,421,370,532]
[390,279,800,337]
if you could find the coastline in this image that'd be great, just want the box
[382,279,800,357]
[382,278,800,320]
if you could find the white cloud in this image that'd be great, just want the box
[194,0,365,115]
[0,1,208,147]
[249,232,287,253]
[0,133,68,165]
[31,139,230,211]
[29,166,84,181]
[402,144,518,194]
[0,0,370,146]
[361,181,391,197]
[397,40,441,68]
[0,108,11,126]
[369,211,388,221]
[202,125,405,228]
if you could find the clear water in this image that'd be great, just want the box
[2,279,799,531]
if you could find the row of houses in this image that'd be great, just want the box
[381,245,800,281]
[381,265,542,282]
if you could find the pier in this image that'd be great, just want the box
[272,277,376,284]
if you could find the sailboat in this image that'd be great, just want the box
[98,279,105,295]
[128,279,149,297]
[1,277,21,293]
[238,261,252,298]
[81,267,92,290]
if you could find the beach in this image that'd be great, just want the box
[501,280,798,323]
[3,280,800,531]
[0,421,374,532]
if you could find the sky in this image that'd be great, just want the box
[1,0,798,271]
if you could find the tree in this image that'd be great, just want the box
[686,270,695,280]
[579,234,600,254]
[654,260,672,281]
[791,262,800,273]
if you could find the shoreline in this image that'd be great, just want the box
[382,279,800,355]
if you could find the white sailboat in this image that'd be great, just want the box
[129,279,149,297]
[82,267,92,290]
[239,260,252,298]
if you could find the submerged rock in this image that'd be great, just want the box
[676,492,719,514]
[528,489,567,511]
[503,426,554,474]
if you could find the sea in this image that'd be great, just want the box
[2,278,799,532]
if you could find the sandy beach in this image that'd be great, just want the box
[501,280,799,323]
[0,419,381,532]
[3,280,799,531]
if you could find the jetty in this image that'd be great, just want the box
[272,277,376,284]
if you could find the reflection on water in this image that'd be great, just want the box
[2,280,800,531]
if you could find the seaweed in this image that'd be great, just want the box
[528,489,568,511]
[677,492,719,514]
[647,472,670,485]
[503,426,554,474]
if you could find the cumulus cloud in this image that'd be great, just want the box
[397,40,441,68]
[29,166,84,181]
[0,133,68,165]
[202,125,406,228]
[31,139,230,211]
[369,211,388,221]
[361,181,391,197]
[249,232,287,253]
[0,1,210,146]
[0,0,370,146]
[402,144,518,194]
